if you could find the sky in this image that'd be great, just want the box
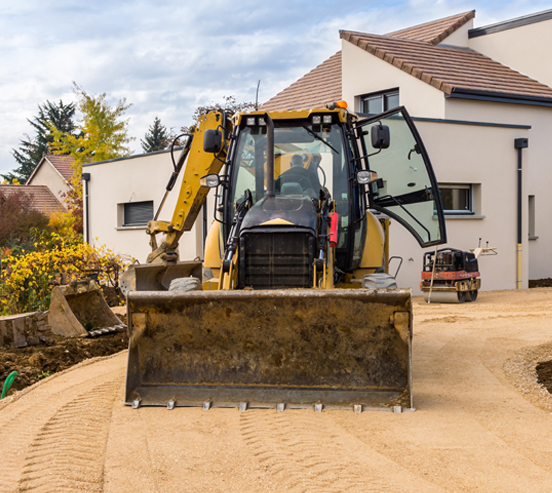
[1,0,551,177]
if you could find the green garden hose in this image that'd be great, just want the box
[1,371,18,399]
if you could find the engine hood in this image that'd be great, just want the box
[240,195,318,235]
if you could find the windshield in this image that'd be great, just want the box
[231,122,347,205]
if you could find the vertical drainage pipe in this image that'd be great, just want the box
[514,138,528,289]
[82,173,91,244]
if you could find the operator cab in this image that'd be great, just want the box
[227,115,362,276]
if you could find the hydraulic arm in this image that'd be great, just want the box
[146,111,231,263]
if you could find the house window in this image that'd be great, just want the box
[123,201,154,226]
[360,89,399,115]
[439,184,473,214]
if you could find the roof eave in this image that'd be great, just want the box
[448,87,552,107]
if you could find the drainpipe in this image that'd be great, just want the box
[514,138,528,289]
[82,173,91,243]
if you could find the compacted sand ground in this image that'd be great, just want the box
[1,288,551,492]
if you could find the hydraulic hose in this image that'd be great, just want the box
[1,371,18,399]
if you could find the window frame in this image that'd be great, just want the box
[438,183,473,215]
[358,88,400,115]
[120,200,154,227]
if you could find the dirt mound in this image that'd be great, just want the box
[0,329,128,395]
[537,360,552,392]
[530,278,552,288]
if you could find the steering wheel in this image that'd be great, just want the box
[276,170,314,192]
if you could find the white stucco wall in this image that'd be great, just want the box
[341,41,446,119]
[27,161,70,203]
[390,118,530,293]
[84,150,207,264]
[469,17,552,87]
[444,98,552,282]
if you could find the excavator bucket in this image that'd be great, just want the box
[49,280,125,337]
[125,289,413,411]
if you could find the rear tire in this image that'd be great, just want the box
[362,273,397,289]
[169,277,202,292]
[468,290,478,302]
[457,291,466,303]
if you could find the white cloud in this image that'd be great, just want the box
[1,0,550,175]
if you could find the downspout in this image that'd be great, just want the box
[82,173,90,243]
[514,138,528,289]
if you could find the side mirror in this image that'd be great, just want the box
[371,125,390,149]
[203,129,222,153]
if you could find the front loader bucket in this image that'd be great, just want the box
[125,289,413,411]
[49,280,124,337]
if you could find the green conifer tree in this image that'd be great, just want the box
[3,100,77,182]
[141,117,170,153]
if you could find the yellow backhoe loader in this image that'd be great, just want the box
[123,103,447,412]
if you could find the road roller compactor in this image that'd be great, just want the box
[123,103,447,412]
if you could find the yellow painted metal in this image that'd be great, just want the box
[234,107,350,125]
[359,212,385,269]
[170,112,230,234]
[517,243,522,289]
[203,220,222,271]
[260,218,294,226]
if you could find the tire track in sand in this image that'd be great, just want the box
[0,356,125,493]
[17,379,120,492]
[240,410,399,493]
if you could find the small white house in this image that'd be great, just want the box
[83,148,206,264]
[26,154,73,203]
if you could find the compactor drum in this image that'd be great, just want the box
[124,104,447,411]
[421,248,481,303]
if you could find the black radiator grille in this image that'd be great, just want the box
[239,232,315,289]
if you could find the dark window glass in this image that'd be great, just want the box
[361,91,399,114]
[123,201,154,226]
[440,187,471,213]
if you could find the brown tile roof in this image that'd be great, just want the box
[387,11,475,45]
[0,185,66,216]
[261,11,552,113]
[261,51,342,111]
[340,30,552,99]
[45,154,74,181]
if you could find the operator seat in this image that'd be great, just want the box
[276,154,321,198]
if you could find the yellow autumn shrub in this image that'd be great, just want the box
[0,234,131,315]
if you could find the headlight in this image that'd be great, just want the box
[312,115,321,124]
[323,115,332,124]
[200,174,220,188]
[356,170,372,185]
[246,117,256,126]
